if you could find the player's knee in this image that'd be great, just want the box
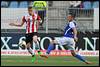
[26,43,31,48]
[27,46,30,50]
[50,36,55,40]
[71,50,76,56]
[50,40,57,45]
[50,40,54,44]
[71,53,76,56]
[50,36,57,44]
[33,39,38,43]
[33,36,38,43]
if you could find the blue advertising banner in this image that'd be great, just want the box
[1,32,99,56]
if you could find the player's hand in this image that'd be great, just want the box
[74,36,78,42]
[9,23,15,26]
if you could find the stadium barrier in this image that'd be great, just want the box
[1,8,99,33]
[1,31,99,56]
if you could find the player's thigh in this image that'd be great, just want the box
[66,38,75,50]
[25,34,32,44]
[32,32,38,42]
[68,38,75,47]
[55,37,68,45]
[27,42,31,48]
[67,45,75,51]
[25,33,33,47]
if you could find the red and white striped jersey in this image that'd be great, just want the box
[22,13,41,34]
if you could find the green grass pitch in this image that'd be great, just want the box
[1,55,99,66]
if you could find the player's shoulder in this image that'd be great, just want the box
[69,20,76,25]
[34,12,38,16]
[69,20,77,28]
[70,20,76,23]
[23,13,30,17]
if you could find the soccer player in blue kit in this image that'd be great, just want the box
[45,13,91,64]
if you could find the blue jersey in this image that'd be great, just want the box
[64,20,77,38]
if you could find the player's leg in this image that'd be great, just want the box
[46,37,62,55]
[32,35,48,58]
[26,33,36,62]
[31,34,40,62]
[26,33,35,56]
[46,37,57,54]
[33,35,40,50]
[67,38,91,64]
[27,42,35,56]
[32,35,41,55]
[70,50,91,64]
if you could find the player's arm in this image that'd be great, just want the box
[9,16,25,27]
[70,22,78,42]
[37,15,42,25]
[9,21,24,27]
[72,27,78,42]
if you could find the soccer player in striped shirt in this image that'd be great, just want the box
[9,6,47,63]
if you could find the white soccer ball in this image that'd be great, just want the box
[19,40,26,49]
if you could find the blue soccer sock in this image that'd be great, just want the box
[46,44,54,54]
[74,54,86,62]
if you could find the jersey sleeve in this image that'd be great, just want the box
[37,15,42,23]
[69,22,76,28]
[37,15,41,20]
[22,16,26,22]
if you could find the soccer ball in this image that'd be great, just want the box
[19,40,26,49]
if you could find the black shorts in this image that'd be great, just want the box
[25,32,38,44]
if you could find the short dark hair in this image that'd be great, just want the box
[28,6,33,9]
[68,13,76,18]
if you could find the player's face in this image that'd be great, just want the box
[28,8,33,15]
[67,15,73,22]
